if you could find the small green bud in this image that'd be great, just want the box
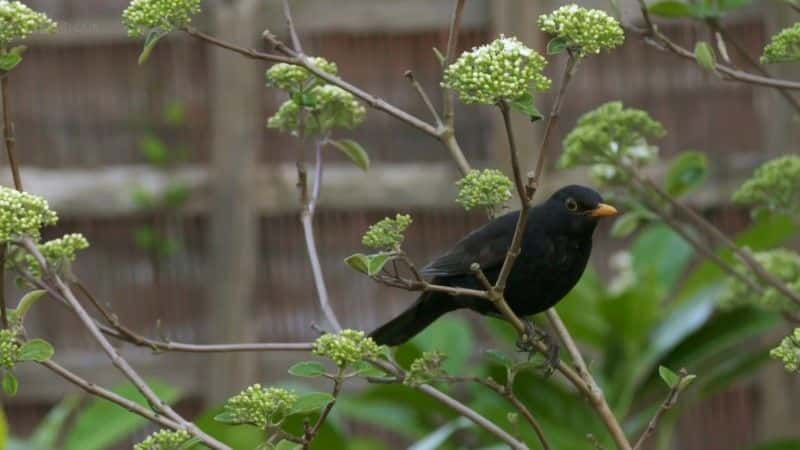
[0,187,58,242]
[761,22,800,64]
[266,57,338,91]
[404,350,447,387]
[443,35,551,104]
[361,214,412,251]
[0,328,21,370]
[223,384,297,428]
[538,4,624,57]
[770,328,800,373]
[122,0,201,37]
[732,155,800,218]
[133,428,192,450]
[0,1,56,47]
[456,169,513,212]
[313,329,381,367]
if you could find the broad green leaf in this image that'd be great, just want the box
[2,372,18,396]
[658,365,679,388]
[508,93,543,121]
[367,253,395,276]
[699,348,769,396]
[288,361,326,378]
[19,339,54,362]
[408,417,471,450]
[196,407,264,449]
[483,349,513,368]
[14,290,47,320]
[350,360,387,377]
[546,37,569,55]
[632,224,694,293]
[331,139,370,171]
[648,0,694,17]
[665,151,708,197]
[0,53,22,72]
[610,212,641,238]
[344,254,370,275]
[64,380,181,450]
[291,392,334,415]
[694,42,716,71]
[27,396,81,449]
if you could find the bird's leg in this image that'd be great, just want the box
[515,317,560,376]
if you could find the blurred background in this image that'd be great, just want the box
[3,0,800,449]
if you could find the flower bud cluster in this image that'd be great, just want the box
[122,0,201,37]
[404,350,447,387]
[0,328,20,370]
[265,58,338,91]
[771,328,800,373]
[361,214,412,250]
[0,187,58,242]
[0,1,56,46]
[443,36,551,104]
[313,329,381,367]
[761,22,800,64]
[538,4,624,56]
[133,429,192,450]
[455,169,513,212]
[23,233,90,277]
[719,248,800,313]
[559,102,664,184]
[267,85,365,135]
[732,155,800,217]
[223,384,297,428]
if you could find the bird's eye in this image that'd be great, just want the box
[565,198,578,211]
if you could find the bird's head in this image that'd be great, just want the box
[543,185,617,236]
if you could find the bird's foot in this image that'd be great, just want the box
[515,318,560,377]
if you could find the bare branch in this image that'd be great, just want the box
[405,70,443,126]
[1,71,22,191]
[281,0,304,54]
[183,27,293,63]
[442,0,466,129]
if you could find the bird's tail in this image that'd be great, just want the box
[369,291,460,346]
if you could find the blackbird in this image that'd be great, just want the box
[370,185,617,346]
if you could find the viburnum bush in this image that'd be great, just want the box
[1,1,799,450]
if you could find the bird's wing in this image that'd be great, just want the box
[420,211,522,278]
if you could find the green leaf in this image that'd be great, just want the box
[19,339,54,362]
[2,372,18,396]
[14,289,47,320]
[140,135,169,166]
[0,53,22,72]
[483,349,513,367]
[275,440,302,450]
[367,253,394,276]
[678,373,696,390]
[290,392,335,415]
[658,365,679,388]
[177,437,202,449]
[139,30,167,65]
[665,151,708,197]
[213,411,243,425]
[64,380,181,450]
[350,360,387,377]
[27,397,81,449]
[546,36,569,55]
[648,0,694,17]
[718,0,751,11]
[694,41,716,71]
[344,254,370,275]
[610,212,642,238]
[508,93,543,121]
[288,361,326,378]
[331,139,370,171]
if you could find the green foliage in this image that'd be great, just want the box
[761,22,800,64]
[442,35,550,104]
[313,330,381,367]
[558,101,665,184]
[733,155,800,217]
[122,0,201,37]
[0,1,56,48]
[694,41,717,71]
[538,4,625,56]
[648,0,751,20]
[266,58,338,91]
[344,252,395,276]
[19,233,89,278]
[18,339,54,362]
[288,361,327,378]
[133,429,193,450]
[664,151,708,197]
[267,86,366,135]
[0,187,58,242]
[218,385,298,428]
[404,350,447,387]
[331,139,370,171]
[455,169,513,214]
[719,248,800,314]
[770,328,800,372]
[361,214,412,251]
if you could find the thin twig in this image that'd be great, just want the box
[281,0,304,54]
[443,0,466,129]
[632,369,690,450]
[477,377,551,450]
[22,239,229,450]
[303,369,343,448]
[1,71,22,191]
[0,246,7,329]
[546,310,632,450]
[183,27,292,63]
[405,70,443,126]
[40,359,181,430]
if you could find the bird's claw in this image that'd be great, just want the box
[515,318,560,377]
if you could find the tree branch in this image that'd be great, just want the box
[1,71,22,191]
[443,0,466,129]
[281,0,304,54]
[405,70,443,126]
[632,369,691,450]
[183,27,293,64]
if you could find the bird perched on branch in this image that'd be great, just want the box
[369,185,617,347]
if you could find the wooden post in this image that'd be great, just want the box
[206,0,261,404]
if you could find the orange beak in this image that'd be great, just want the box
[590,203,618,218]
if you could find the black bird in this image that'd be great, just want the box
[370,185,617,346]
